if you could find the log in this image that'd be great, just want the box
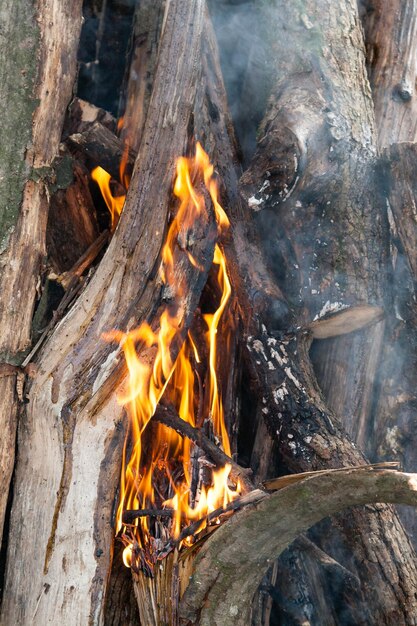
[118,0,165,153]
[361,0,417,146]
[0,0,83,542]
[179,468,417,625]
[373,141,417,546]
[46,160,100,274]
[361,1,417,549]
[1,1,209,623]
[66,122,136,183]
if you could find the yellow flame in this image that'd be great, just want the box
[105,143,238,568]
[91,166,125,231]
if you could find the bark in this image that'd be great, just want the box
[2,1,416,624]
[361,0,417,146]
[1,1,208,623]
[0,0,83,542]
[373,141,417,546]
[179,468,417,626]
[361,1,417,549]
[118,0,165,152]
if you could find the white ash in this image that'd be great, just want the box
[313,300,349,321]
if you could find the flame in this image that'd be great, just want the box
[91,166,125,231]
[105,143,238,569]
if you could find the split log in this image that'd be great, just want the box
[0,0,83,542]
[1,1,210,623]
[66,122,136,182]
[179,467,417,625]
[63,97,117,138]
[46,160,100,274]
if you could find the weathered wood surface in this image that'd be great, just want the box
[361,0,417,146]
[361,1,417,550]
[119,0,165,153]
[0,0,83,542]
[180,468,417,626]
[1,1,209,623]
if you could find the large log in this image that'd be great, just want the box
[180,468,417,626]
[235,0,417,622]
[1,1,208,623]
[0,0,83,542]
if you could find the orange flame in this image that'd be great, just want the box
[91,166,125,231]
[105,143,237,569]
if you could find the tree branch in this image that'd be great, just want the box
[180,468,417,626]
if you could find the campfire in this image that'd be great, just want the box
[5,0,417,624]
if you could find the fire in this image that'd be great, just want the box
[91,166,126,231]
[105,143,237,571]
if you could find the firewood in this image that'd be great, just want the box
[180,468,417,626]
[66,122,136,182]
[118,0,165,153]
[47,160,100,274]
[2,1,211,622]
[361,0,417,147]
[63,97,117,138]
[0,0,83,543]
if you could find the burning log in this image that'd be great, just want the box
[66,122,136,183]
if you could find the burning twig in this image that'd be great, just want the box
[153,404,254,492]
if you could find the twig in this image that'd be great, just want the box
[153,404,254,492]
[158,488,267,559]
[58,230,109,289]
